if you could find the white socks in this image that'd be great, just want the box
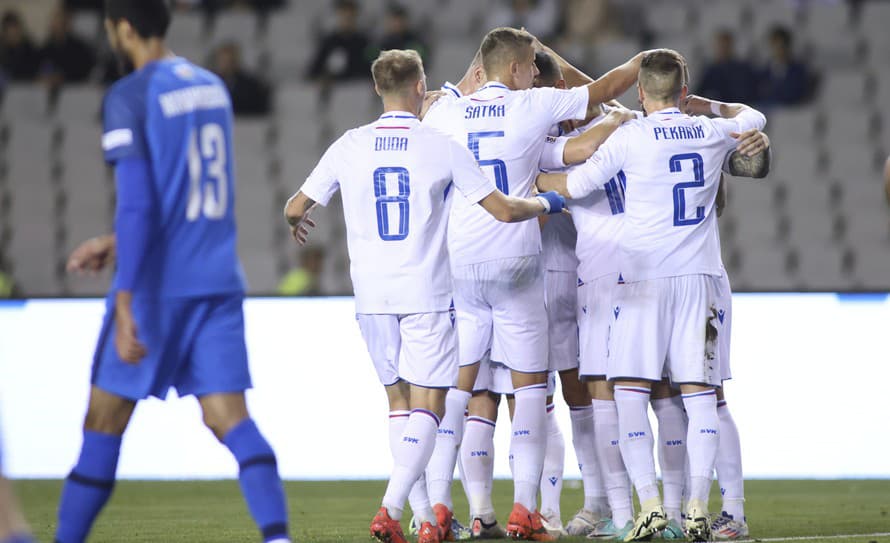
[383,409,440,523]
[682,390,719,506]
[426,389,471,510]
[540,403,565,517]
[614,387,660,504]
[511,384,548,511]
[461,416,496,518]
[652,396,688,522]
[569,405,608,514]
[716,399,745,519]
[592,399,632,526]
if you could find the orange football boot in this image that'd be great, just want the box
[505,503,556,541]
[370,507,408,543]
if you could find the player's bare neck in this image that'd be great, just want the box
[486,72,516,90]
[381,97,419,117]
[131,39,173,70]
[643,99,679,116]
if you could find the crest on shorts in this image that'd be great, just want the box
[717,309,725,324]
[548,476,559,486]
[449,300,456,328]
[613,306,620,319]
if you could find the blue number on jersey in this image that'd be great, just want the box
[604,170,626,215]
[670,153,705,226]
[468,131,509,194]
[373,166,410,241]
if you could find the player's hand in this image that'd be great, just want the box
[285,207,316,246]
[732,129,770,157]
[67,235,116,275]
[681,94,712,116]
[114,292,146,363]
[420,90,446,119]
[608,108,636,125]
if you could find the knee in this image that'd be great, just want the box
[203,409,245,441]
[83,406,129,435]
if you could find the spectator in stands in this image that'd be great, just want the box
[375,4,429,65]
[697,29,757,104]
[211,41,272,116]
[0,10,41,81]
[757,25,812,107]
[305,0,372,82]
[278,246,325,296]
[486,0,559,40]
[39,7,96,86]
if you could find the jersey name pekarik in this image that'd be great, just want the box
[653,124,705,141]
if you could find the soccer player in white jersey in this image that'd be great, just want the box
[423,27,648,541]
[537,49,767,541]
[283,50,567,543]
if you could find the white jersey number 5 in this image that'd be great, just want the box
[187,122,228,221]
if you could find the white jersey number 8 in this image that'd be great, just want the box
[187,122,228,221]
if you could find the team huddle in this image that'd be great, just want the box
[285,24,770,543]
[26,2,770,543]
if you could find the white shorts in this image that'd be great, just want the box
[545,270,579,372]
[452,256,548,373]
[473,357,558,396]
[607,274,720,386]
[577,273,620,379]
[713,273,733,382]
[356,311,458,388]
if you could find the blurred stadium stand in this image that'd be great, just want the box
[0,0,888,296]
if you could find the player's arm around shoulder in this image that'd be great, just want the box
[538,122,630,200]
[683,94,767,133]
[562,108,636,166]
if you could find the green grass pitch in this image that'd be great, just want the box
[15,479,890,542]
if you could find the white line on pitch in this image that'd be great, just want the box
[738,533,890,542]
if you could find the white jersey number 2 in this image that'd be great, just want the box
[187,122,228,221]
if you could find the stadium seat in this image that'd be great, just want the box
[6,159,59,296]
[749,1,798,42]
[645,2,691,38]
[166,12,208,54]
[736,244,792,291]
[851,241,890,288]
[71,11,101,43]
[802,3,852,42]
[429,41,481,93]
[822,107,878,146]
[210,11,259,44]
[791,245,851,291]
[240,248,280,294]
[694,0,749,37]
[771,142,824,183]
[818,72,868,106]
[785,209,840,245]
[860,2,890,63]
[1,85,52,122]
[593,39,640,81]
[769,108,819,144]
[828,144,882,180]
[56,86,103,125]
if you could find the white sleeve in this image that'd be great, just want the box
[538,135,569,171]
[299,139,342,206]
[448,137,497,204]
[537,86,590,124]
[712,108,767,140]
[566,127,627,199]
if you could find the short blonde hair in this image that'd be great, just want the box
[480,27,534,74]
[372,49,424,95]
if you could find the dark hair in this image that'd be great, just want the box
[387,3,408,18]
[769,25,792,48]
[639,48,686,102]
[534,51,562,87]
[480,27,534,74]
[105,0,171,39]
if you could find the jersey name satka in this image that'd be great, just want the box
[424,82,589,267]
[567,107,766,282]
[299,112,495,314]
[101,57,244,297]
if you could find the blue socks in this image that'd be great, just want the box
[55,430,122,543]
[223,419,290,543]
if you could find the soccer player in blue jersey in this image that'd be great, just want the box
[54,2,291,542]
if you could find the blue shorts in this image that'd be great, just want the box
[92,294,252,401]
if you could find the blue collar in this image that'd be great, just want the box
[481,82,510,91]
[442,82,461,98]
[652,107,682,115]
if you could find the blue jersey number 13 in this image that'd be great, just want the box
[187,122,228,221]
[670,152,705,227]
